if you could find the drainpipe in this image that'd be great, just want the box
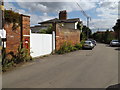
[20,14,23,48]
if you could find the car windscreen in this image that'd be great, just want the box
[112,40,119,42]
[85,42,91,44]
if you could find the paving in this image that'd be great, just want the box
[2,43,118,88]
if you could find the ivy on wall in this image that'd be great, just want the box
[4,10,21,30]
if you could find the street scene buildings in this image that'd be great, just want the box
[0,0,119,89]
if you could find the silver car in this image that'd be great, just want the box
[83,40,94,49]
[110,40,120,47]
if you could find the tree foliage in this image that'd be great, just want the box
[4,10,21,30]
[80,25,92,40]
[77,22,82,31]
[92,30,115,44]
[113,19,120,40]
[4,10,20,24]
[39,24,53,34]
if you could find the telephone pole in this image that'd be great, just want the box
[76,1,91,39]
[0,0,5,65]
[0,0,4,29]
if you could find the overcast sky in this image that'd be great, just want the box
[4,0,119,32]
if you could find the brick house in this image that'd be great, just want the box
[4,14,30,54]
[38,10,82,30]
[38,10,82,50]
[31,10,83,33]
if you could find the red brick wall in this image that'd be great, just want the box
[21,15,30,52]
[4,23,21,54]
[54,24,80,50]
[4,15,30,54]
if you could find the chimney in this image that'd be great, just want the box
[59,10,67,20]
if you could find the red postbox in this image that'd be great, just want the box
[24,38,29,49]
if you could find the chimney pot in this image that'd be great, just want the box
[59,10,67,20]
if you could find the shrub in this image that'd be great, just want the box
[56,42,77,54]
[74,43,83,50]
[2,44,32,72]
[67,42,77,51]
[5,10,20,30]
[56,42,68,54]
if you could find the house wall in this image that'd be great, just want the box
[64,22,78,30]
[64,23,75,29]
[75,22,78,29]
[54,23,80,50]
[30,31,55,58]
[4,15,30,54]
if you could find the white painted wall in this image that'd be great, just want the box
[75,22,78,29]
[30,31,55,58]
[64,22,78,29]
[64,23,75,29]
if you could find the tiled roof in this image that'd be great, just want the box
[38,18,81,24]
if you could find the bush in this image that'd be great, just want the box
[5,10,20,30]
[2,44,32,72]
[56,42,78,54]
[74,43,83,50]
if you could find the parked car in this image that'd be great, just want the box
[110,40,120,47]
[82,40,94,50]
[87,39,96,46]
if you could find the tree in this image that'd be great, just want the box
[39,24,53,34]
[113,19,120,40]
[92,30,115,43]
[77,22,82,31]
[80,25,92,40]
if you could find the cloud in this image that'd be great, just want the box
[4,2,16,10]
[89,1,118,31]
[16,1,96,13]
[30,13,55,26]
[90,18,116,29]
[4,1,119,31]
[4,2,55,26]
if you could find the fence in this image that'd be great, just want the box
[30,31,55,58]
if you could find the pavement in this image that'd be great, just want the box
[2,43,118,88]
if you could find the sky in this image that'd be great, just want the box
[4,0,119,33]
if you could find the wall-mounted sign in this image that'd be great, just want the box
[0,5,4,10]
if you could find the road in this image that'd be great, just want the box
[2,43,118,88]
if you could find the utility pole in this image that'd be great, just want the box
[0,0,5,65]
[87,17,90,39]
[118,1,120,19]
[76,1,91,39]
[0,0,4,29]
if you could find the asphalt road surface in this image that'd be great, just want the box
[2,43,118,88]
